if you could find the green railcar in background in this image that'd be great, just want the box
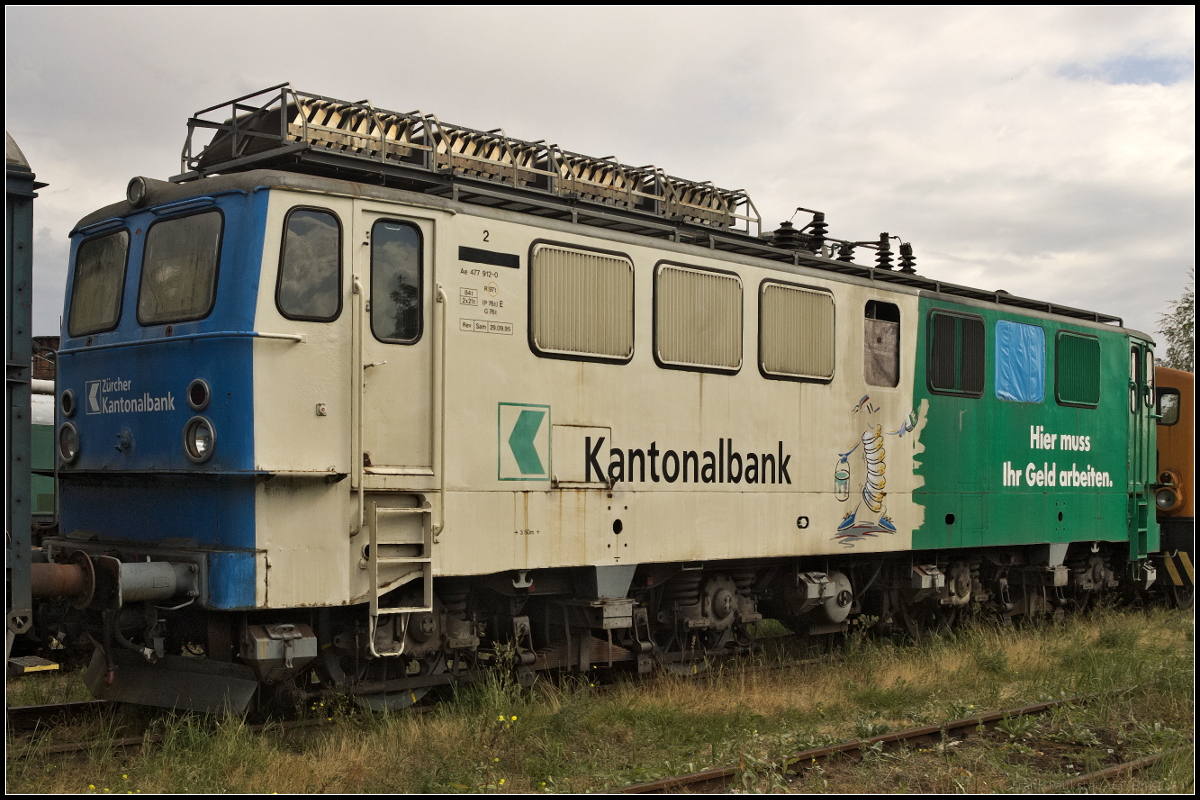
[31,379,56,519]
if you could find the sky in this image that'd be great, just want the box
[5,6,1194,339]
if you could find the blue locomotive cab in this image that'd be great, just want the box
[54,182,269,611]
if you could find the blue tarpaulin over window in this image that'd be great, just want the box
[995,320,1044,403]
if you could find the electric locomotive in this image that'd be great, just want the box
[31,85,1165,712]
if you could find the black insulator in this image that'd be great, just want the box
[875,232,893,270]
[807,212,828,253]
[771,220,804,250]
[898,242,916,274]
[837,242,856,262]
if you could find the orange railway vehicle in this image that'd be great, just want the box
[1154,366,1194,607]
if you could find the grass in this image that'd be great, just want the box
[6,665,93,707]
[6,603,1193,793]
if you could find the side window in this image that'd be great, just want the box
[759,282,834,381]
[1143,350,1155,408]
[370,220,422,343]
[927,311,984,397]
[1156,388,1180,425]
[864,300,900,388]
[138,211,223,325]
[68,231,130,336]
[654,263,742,372]
[277,208,342,321]
[530,244,633,361]
[994,320,1044,403]
[1128,346,1140,413]
[1054,331,1101,407]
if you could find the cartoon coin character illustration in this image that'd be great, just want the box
[833,396,918,545]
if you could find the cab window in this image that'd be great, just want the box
[68,230,129,336]
[137,211,223,325]
[277,208,342,321]
[1156,388,1180,425]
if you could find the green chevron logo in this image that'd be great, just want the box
[498,403,551,481]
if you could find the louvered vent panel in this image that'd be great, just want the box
[531,246,633,359]
[656,265,742,370]
[760,283,835,380]
[1055,332,1101,406]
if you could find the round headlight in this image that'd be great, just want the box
[183,416,216,463]
[58,422,80,463]
[1156,487,1182,513]
[61,389,76,418]
[126,176,148,207]
[187,378,211,411]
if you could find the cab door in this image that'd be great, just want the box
[353,204,437,479]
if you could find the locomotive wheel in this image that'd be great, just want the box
[354,651,447,712]
[1170,584,1194,610]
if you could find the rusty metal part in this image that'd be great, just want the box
[1047,746,1192,790]
[620,694,1107,793]
[30,555,93,606]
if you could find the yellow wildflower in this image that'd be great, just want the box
[511,715,517,721]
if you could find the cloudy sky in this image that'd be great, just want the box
[6,6,1194,338]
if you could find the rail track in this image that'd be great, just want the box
[619,692,1168,793]
[5,700,336,758]
[6,699,110,732]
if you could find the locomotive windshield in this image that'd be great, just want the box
[68,230,129,336]
[137,211,223,325]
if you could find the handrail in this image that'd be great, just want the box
[58,330,306,355]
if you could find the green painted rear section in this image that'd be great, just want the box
[911,297,1158,557]
[31,423,56,514]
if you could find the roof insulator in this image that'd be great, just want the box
[898,242,916,274]
[875,233,894,270]
[836,242,856,262]
[771,220,804,250]
[807,212,828,253]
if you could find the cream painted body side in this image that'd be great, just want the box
[434,212,927,577]
[252,191,355,608]
[249,187,927,608]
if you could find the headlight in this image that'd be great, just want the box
[61,389,76,418]
[187,378,211,411]
[1156,486,1183,514]
[183,416,216,463]
[58,422,80,463]
[126,176,148,207]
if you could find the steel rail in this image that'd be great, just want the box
[6,700,110,731]
[620,693,1109,794]
[9,715,336,759]
[1046,745,1193,791]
